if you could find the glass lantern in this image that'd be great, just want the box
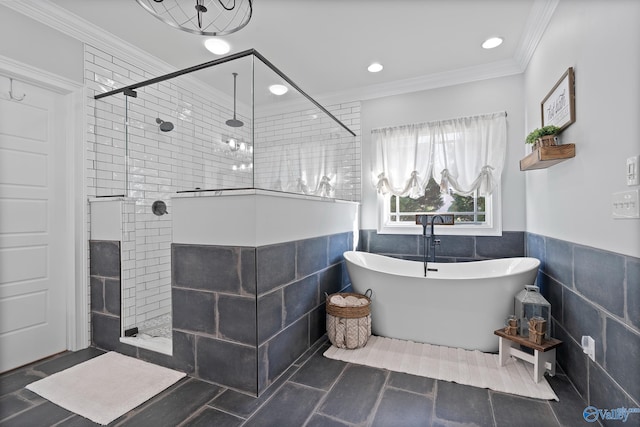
[514,285,551,338]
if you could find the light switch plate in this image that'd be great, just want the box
[627,155,640,186]
[612,189,639,219]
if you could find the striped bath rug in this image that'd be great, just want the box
[324,335,558,401]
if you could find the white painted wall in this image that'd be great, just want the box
[172,190,359,247]
[360,74,526,232]
[0,5,83,84]
[524,0,640,258]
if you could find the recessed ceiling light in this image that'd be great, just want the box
[368,62,383,73]
[482,37,503,49]
[204,38,230,55]
[269,84,288,95]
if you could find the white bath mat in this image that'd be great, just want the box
[324,336,558,401]
[26,351,186,425]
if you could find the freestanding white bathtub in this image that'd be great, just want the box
[343,251,540,352]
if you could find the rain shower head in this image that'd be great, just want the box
[226,72,244,128]
[156,117,174,132]
[226,118,244,128]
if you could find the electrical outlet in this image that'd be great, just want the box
[628,155,640,186]
[581,336,595,361]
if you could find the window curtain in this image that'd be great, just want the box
[372,124,434,199]
[295,143,336,197]
[372,112,506,198]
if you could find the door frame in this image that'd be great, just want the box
[0,54,87,352]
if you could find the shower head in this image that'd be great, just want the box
[156,117,174,132]
[226,72,244,128]
[225,118,244,128]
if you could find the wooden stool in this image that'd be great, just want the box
[494,329,563,383]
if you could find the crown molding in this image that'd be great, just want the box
[2,0,175,78]
[513,0,560,70]
[256,57,523,120]
[319,58,523,105]
[4,0,559,105]
[2,0,236,107]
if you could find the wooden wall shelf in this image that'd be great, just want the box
[520,144,575,171]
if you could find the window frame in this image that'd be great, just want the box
[376,183,502,236]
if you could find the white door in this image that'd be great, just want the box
[0,77,69,372]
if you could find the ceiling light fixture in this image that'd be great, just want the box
[204,38,230,54]
[367,63,383,73]
[269,84,288,96]
[482,37,503,49]
[136,0,253,36]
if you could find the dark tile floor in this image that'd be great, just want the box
[0,340,596,427]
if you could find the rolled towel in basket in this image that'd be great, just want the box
[330,295,346,307]
[344,295,359,306]
[335,318,345,347]
[344,318,358,348]
[344,317,371,349]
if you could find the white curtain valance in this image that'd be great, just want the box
[373,123,434,198]
[372,111,507,198]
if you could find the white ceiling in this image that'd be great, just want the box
[20,0,555,104]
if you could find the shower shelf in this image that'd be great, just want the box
[519,144,575,171]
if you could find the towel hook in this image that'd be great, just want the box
[8,78,26,102]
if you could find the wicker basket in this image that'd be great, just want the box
[326,292,371,349]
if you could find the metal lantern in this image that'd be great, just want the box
[514,285,551,338]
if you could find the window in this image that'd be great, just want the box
[378,178,501,235]
[379,177,500,235]
[389,177,485,223]
[372,112,506,236]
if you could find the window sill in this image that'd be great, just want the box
[377,223,502,237]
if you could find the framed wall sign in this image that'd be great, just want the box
[541,67,575,130]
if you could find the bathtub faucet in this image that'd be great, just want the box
[416,214,455,276]
[429,215,445,263]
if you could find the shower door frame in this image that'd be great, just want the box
[95,49,355,138]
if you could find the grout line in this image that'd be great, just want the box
[432,380,438,424]
[303,360,350,424]
[365,369,391,426]
[487,390,498,427]
[545,399,563,427]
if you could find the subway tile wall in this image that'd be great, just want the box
[527,233,640,416]
[253,104,361,201]
[85,44,361,338]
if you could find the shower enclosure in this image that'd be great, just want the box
[90,50,359,359]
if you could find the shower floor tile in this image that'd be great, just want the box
[138,313,172,339]
[1,340,595,427]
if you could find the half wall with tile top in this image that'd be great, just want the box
[90,191,358,396]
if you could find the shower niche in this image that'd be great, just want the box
[89,50,359,394]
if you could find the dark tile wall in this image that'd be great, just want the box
[256,233,353,393]
[359,229,525,261]
[90,240,155,360]
[89,241,124,349]
[174,232,353,395]
[526,233,640,416]
[89,232,353,397]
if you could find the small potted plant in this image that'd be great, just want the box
[525,125,561,150]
